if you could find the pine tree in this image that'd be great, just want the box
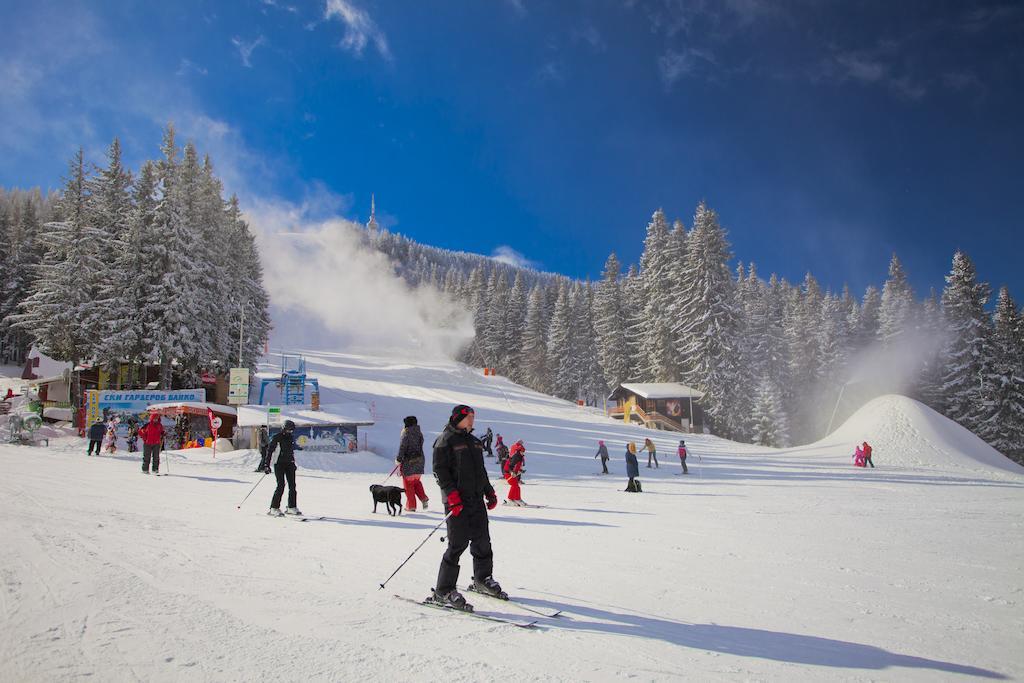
[976,287,1024,463]
[521,285,549,392]
[13,149,104,364]
[916,289,945,409]
[750,379,790,447]
[620,265,646,381]
[546,283,576,401]
[674,202,741,437]
[593,253,629,389]
[878,253,916,348]
[505,272,528,380]
[638,209,677,380]
[939,250,991,432]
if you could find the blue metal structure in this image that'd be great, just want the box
[257,354,320,406]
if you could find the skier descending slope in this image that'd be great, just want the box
[266,420,303,517]
[431,404,503,610]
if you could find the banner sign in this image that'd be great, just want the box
[228,368,250,405]
[84,389,206,433]
[270,424,358,453]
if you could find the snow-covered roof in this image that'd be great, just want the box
[611,383,705,400]
[22,347,72,381]
[236,403,375,428]
[147,401,238,416]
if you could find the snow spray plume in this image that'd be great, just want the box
[821,326,949,439]
[244,198,474,358]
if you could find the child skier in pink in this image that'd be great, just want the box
[504,440,526,505]
[853,444,866,467]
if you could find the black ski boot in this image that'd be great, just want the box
[430,588,473,612]
[472,576,508,600]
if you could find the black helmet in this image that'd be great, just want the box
[284,419,296,431]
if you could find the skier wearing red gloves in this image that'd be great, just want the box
[431,404,503,610]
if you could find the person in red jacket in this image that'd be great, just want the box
[862,441,874,468]
[139,412,166,474]
[503,440,526,506]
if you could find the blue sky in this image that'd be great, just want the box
[2,0,1022,300]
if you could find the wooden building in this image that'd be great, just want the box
[607,382,705,433]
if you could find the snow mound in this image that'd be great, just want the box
[824,394,1023,475]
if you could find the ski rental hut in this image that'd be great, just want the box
[607,383,705,433]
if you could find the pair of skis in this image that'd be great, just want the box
[395,586,562,628]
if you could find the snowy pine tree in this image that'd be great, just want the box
[593,253,629,389]
[521,285,549,392]
[976,287,1024,463]
[878,253,916,348]
[673,202,742,437]
[939,250,991,432]
[750,379,790,447]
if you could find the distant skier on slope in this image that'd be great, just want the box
[641,437,658,468]
[862,441,874,468]
[853,444,866,467]
[503,440,526,506]
[266,420,303,517]
[677,440,689,475]
[254,426,271,473]
[481,427,494,458]
[595,440,610,474]
[624,442,642,492]
[396,415,429,511]
[495,435,509,470]
[431,404,502,611]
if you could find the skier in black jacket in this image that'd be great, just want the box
[267,420,303,517]
[87,420,105,456]
[481,427,494,458]
[431,404,503,610]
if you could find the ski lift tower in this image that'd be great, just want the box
[257,354,320,406]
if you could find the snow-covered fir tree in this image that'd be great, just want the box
[976,286,1024,463]
[939,250,991,432]
[593,253,630,389]
[878,253,916,348]
[673,202,742,437]
[750,379,790,448]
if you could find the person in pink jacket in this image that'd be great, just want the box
[853,444,866,467]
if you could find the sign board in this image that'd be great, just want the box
[84,389,206,432]
[228,368,250,405]
[270,424,358,453]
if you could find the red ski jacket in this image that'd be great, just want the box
[139,417,165,446]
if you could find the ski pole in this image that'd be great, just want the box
[378,510,453,590]
[237,472,269,509]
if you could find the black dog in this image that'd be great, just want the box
[369,484,405,516]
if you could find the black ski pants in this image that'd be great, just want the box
[142,444,161,473]
[271,462,297,509]
[87,439,102,456]
[436,501,493,592]
[865,456,874,468]
[680,458,688,474]
[647,450,658,468]
[600,458,609,474]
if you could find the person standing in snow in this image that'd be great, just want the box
[481,427,494,458]
[254,425,271,473]
[624,442,642,492]
[86,419,105,456]
[852,444,865,467]
[595,440,610,474]
[640,437,658,468]
[267,420,303,517]
[139,412,166,474]
[431,404,502,610]
[504,440,527,505]
[495,435,508,470]
[862,441,874,468]
[677,440,689,474]
[396,415,429,511]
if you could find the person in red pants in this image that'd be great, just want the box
[503,440,526,506]
[396,416,429,511]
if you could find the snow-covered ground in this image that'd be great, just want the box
[2,350,1022,681]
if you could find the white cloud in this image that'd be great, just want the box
[175,59,208,77]
[571,23,606,52]
[491,245,538,270]
[658,48,716,89]
[231,35,265,68]
[323,0,391,61]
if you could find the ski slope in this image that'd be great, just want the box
[2,350,1022,681]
